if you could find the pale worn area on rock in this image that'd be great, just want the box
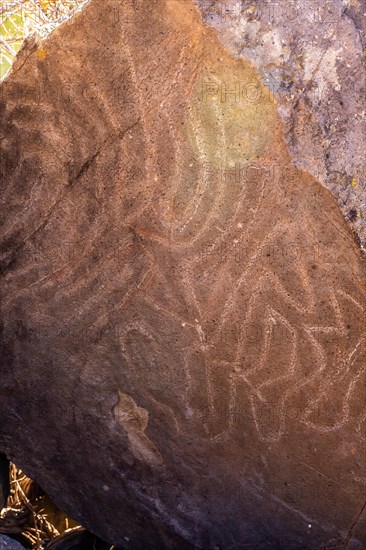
[113,391,164,468]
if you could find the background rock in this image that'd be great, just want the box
[197,0,366,249]
[0,536,26,550]
[0,0,365,548]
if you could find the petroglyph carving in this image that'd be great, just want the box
[1,0,365,547]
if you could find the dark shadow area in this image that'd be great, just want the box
[0,453,117,549]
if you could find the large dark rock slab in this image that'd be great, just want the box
[1,0,365,548]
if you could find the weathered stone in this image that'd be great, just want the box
[0,0,365,548]
[0,536,26,550]
[197,0,366,250]
[5,0,365,251]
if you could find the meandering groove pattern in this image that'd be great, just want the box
[1,0,365,546]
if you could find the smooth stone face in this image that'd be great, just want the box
[0,0,365,548]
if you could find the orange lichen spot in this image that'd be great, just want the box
[37,47,47,60]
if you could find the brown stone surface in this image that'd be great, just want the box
[0,0,366,548]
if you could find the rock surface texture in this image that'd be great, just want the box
[198,0,366,250]
[1,0,366,548]
[0,536,26,550]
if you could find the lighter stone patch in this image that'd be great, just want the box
[232,22,286,66]
[113,391,163,467]
[252,29,287,66]
[304,45,342,92]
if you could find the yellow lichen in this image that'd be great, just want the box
[187,52,277,168]
[0,0,87,80]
